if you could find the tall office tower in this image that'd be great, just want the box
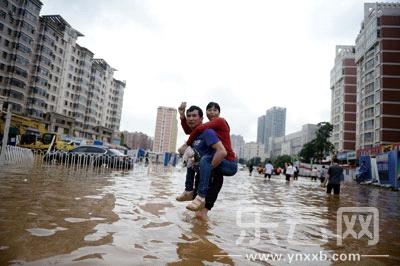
[153,106,178,153]
[230,134,244,159]
[355,3,400,149]
[330,45,357,152]
[264,106,286,152]
[256,115,265,144]
[0,0,43,114]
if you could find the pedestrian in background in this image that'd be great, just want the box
[311,167,319,181]
[322,157,344,195]
[248,164,253,176]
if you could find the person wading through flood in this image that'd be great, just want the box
[177,102,238,220]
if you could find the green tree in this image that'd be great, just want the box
[298,142,315,163]
[313,122,335,161]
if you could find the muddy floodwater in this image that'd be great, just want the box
[0,163,399,265]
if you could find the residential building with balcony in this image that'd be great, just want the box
[330,45,357,152]
[86,58,114,141]
[0,0,42,115]
[1,1,126,141]
[35,15,83,135]
[108,78,125,131]
[355,2,400,149]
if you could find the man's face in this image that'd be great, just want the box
[186,110,203,129]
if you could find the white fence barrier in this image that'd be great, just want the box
[0,145,34,166]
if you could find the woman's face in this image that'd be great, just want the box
[206,106,220,120]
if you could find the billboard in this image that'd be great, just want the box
[376,153,389,183]
[377,151,399,189]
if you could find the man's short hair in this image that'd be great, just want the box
[186,105,203,117]
[206,102,220,112]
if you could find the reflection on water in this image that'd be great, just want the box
[168,220,234,266]
[0,163,399,265]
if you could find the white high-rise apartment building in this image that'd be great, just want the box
[0,0,42,114]
[355,3,400,149]
[38,15,90,136]
[0,1,126,141]
[330,45,357,152]
[153,107,178,153]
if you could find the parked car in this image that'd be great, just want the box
[43,145,133,169]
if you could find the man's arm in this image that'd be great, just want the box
[211,141,227,168]
[180,117,192,134]
[178,102,192,134]
[187,118,226,145]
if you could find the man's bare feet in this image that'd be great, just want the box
[195,208,208,221]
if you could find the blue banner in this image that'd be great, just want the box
[377,152,390,184]
[388,151,399,189]
[359,155,372,181]
[377,151,399,189]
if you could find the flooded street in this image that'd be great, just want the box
[0,163,399,265]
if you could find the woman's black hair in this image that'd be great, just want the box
[206,102,220,112]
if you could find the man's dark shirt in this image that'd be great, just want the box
[327,164,343,184]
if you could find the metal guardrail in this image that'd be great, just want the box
[37,150,135,171]
[0,145,34,166]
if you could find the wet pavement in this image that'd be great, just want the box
[0,163,399,265]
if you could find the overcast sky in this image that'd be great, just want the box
[41,0,374,144]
